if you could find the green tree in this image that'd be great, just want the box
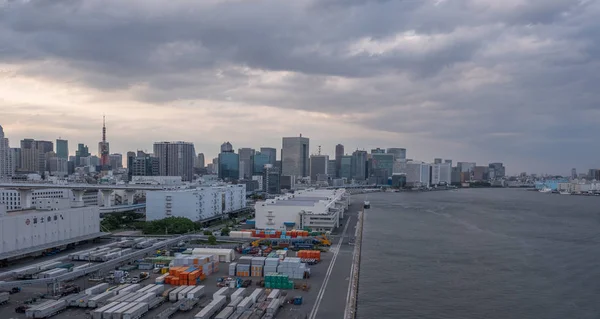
[203,230,212,236]
[207,235,217,245]
[221,227,231,236]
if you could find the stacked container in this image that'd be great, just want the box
[194,295,226,319]
[251,257,265,277]
[236,264,250,277]
[263,258,279,274]
[264,273,294,289]
[229,263,237,276]
[296,250,321,261]
[276,257,305,279]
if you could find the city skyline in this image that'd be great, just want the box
[2,1,598,175]
[0,124,593,177]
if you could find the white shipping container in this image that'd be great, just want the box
[228,296,243,308]
[215,306,234,319]
[194,295,226,319]
[169,286,186,301]
[118,284,140,295]
[267,289,280,300]
[88,290,117,308]
[178,286,195,301]
[134,293,156,303]
[186,286,205,299]
[213,287,229,300]
[103,302,129,319]
[230,288,245,301]
[248,289,263,303]
[122,303,149,319]
[86,283,110,296]
[236,297,253,312]
[144,285,164,295]
[112,302,138,319]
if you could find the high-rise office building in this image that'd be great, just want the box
[281,135,309,177]
[218,152,239,180]
[221,142,233,153]
[370,153,394,179]
[130,154,160,177]
[488,163,505,179]
[20,139,51,174]
[339,156,352,180]
[434,158,442,164]
[195,153,205,169]
[335,144,344,178]
[153,141,196,181]
[56,139,69,160]
[0,125,14,179]
[327,160,336,178]
[253,152,271,175]
[571,168,577,179]
[11,148,20,172]
[445,159,452,166]
[260,147,277,166]
[109,154,123,169]
[351,150,368,181]
[238,148,255,179]
[371,148,386,154]
[263,164,281,194]
[75,143,90,167]
[386,148,406,160]
[309,155,329,181]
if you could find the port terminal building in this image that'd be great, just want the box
[254,188,349,232]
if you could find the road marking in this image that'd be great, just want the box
[309,216,352,319]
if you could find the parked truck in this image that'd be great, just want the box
[27,300,67,319]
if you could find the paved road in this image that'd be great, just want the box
[310,201,361,319]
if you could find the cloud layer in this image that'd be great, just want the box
[1,0,598,174]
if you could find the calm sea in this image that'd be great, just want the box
[356,188,600,319]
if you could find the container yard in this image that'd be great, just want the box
[0,193,361,319]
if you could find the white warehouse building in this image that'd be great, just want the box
[254,188,349,232]
[0,189,72,211]
[0,206,102,260]
[146,184,246,222]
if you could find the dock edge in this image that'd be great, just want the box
[345,208,364,319]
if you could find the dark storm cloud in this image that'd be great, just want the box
[1,0,599,173]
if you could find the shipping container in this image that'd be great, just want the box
[186,286,205,299]
[144,285,164,296]
[118,284,140,295]
[193,295,226,319]
[230,288,245,302]
[29,300,67,319]
[92,301,120,319]
[236,297,254,312]
[213,287,229,300]
[103,302,130,319]
[86,283,110,296]
[215,305,235,319]
[112,303,139,319]
[178,286,196,301]
[88,290,117,308]
[122,302,149,319]
[169,286,187,302]
[0,292,9,304]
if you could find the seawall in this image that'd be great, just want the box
[345,208,364,319]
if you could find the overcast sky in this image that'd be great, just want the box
[1,0,598,175]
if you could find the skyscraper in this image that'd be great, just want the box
[434,158,442,164]
[56,139,69,160]
[218,144,239,181]
[153,141,196,181]
[351,150,368,181]
[238,148,255,179]
[195,153,205,169]
[260,147,277,166]
[335,144,344,178]
[371,148,386,154]
[309,155,329,181]
[76,143,90,167]
[387,148,406,160]
[571,168,577,179]
[0,125,13,179]
[253,152,271,175]
[282,135,309,177]
[109,154,123,169]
